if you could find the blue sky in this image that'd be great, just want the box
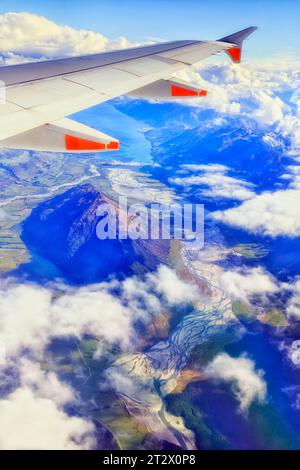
[0,0,299,59]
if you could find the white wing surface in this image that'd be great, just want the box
[0,27,257,153]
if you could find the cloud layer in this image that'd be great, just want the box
[0,12,138,60]
[220,267,279,304]
[0,387,95,450]
[0,357,96,450]
[171,164,255,201]
[0,265,203,449]
[177,60,300,150]
[0,265,201,358]
[212,188,300,237]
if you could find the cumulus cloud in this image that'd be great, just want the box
[148,265,201,305]
[286,280,300,320]
[220,267,280,304]
[175,61,300,152]
[103,368,140,397]
[280,165,300,187]
[0,387,95,449]
[0,284,52,356]
[0,357,96,450]
[0,265,201,359]
[210,160,300,238]
[170,164,255,201]
[175,66,242,115]
[212,188,300,237]
[288,340,300,365]
[278,114,300,155]
[0,264,203,449]
[122,265,202,309]
[0,282,136,357]
[18,359,75,406]
[0,12,138,60]
[251,91,285,126]
[205,353,267,412]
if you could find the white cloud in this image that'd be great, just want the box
[18,359,75,406]
[170,165,255,201]
[205,353,267,412]
[251,91,285,126]
[212,188,300,237]
[0,12,138,59]
[0,282,136,357]
[0,284,52,356]
[175,61,300,152]
[210,161,300,238]
[220,267,279,303]
[0,387,95,449]
[0,358,97,449]
[122,276,162,314]
[123,265,202,308]
[286,280,300,320]
[0,265,203,449]
[103,368,140,397]
[0,265,202,359]
[148,265,200,305]
[50,287,136,349]
[175,65,242,115]
[181,164,228,173]
[288,340,300,365]
[280,165,300,188]
[278,114,300,154]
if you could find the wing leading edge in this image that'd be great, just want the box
[0,26,257,153]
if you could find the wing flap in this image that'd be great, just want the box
[0,118,119,153]
[128,78,207,100]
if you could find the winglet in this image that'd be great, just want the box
[218,26,257,63]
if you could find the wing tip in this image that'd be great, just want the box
[219,26,258,46]
[219,26,257,63]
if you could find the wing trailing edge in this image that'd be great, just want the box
[128,78,207,100]
[0,118,119,153]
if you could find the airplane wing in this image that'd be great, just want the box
[0,26,256,153]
